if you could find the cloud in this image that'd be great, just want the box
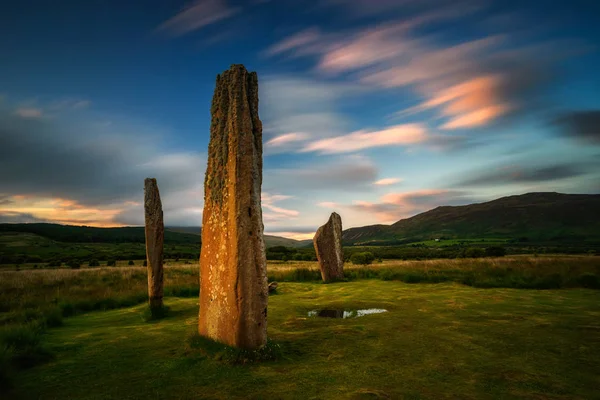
[264,155,378,192]
[261,193,300,223]
[456,163,591,187]
[554,110,600,144]
[317,201,339,208]
[0,211,47,224]
[301,124,428,154]
[0,108,206,227]
[373,178,402,186]
[48,99,91,111]
[350,189,473,223]
[157,0,239,37]
[265,132,310,148]
[266,8,585,131]
[14,108,43,118]
[261,76,365,153]
[264,28,322,57]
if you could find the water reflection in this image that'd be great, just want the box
[307,309,388,318]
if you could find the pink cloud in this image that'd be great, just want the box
[265,132,310,147]
[262,193,299,220]
[14,108,43,118]
[301,124,428,154]
[373,178,403,186]
[351,189,471,223]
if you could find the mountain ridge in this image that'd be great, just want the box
[343,192,600,245]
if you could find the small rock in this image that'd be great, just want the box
[268,282,278,294]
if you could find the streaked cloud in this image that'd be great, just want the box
[265,132,310,148]
[456,163,592,187]
[266,8,585,131]
[265,155,378,192]
[554,110,600,144]
[301,124,427,154]
[317,201,339,208]
[157,0,240,37]
[14,108,43,118]
[373,178,402,186]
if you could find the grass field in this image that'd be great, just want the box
[6,281,600,399]
[2,257,600,398]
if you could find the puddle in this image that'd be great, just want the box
[307,309,388,319]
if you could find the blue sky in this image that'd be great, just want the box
[1,0,599,239]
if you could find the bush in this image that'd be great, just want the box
[465,247,485,258]
[67,261,81,270]
[143,260,148,267]
[351,252,375,265]
[128,260,134,266]
[577,273,600,289]
[107,259,116,267]
[486,246,507,257]
[47,260,61,268]
[89,259,100,267]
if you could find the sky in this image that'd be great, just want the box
[1,0,599,240]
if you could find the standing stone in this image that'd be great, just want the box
[199,64,268,350]
[313,212,344,282]
[144,178,164,309]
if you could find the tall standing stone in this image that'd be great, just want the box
[144,178,164,309]
[199,64,268,350]
[313,212,344,282]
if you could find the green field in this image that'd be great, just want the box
[5,280,600,399]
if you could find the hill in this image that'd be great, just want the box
[166,226,311,248]
[343,192,600,245]
[0,223,310,249]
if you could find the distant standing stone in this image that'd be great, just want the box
[199,64,268,350]
[144,178,164,309]
[314,212,344,282]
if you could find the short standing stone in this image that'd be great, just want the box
[199,64,268,350]
[313,212,344,282]
[144,178,164,309]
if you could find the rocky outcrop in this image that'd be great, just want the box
[144,178,164,309]
[313,212,344,282]
[199,64,268,350]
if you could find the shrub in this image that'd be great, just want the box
[485,246,507,257]
[128,260,134,266]
[89,259,100,267]
[67,261,81,269]
[143,260,148,267]
[47,260,61,268]
[577,273,600,289]
[351,252,375,265]
[107,259,116,267]
[465,247,485,258]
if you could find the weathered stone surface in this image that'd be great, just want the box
[199,64,268,350]
[144,178,164,309]
[313,212,344,282]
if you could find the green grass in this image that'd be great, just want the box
[5,281,600,399]
[1,257,599,396]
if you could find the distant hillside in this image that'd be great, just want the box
[165,226,311,248]
[343,192,600,245]
[0,223,311,249]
